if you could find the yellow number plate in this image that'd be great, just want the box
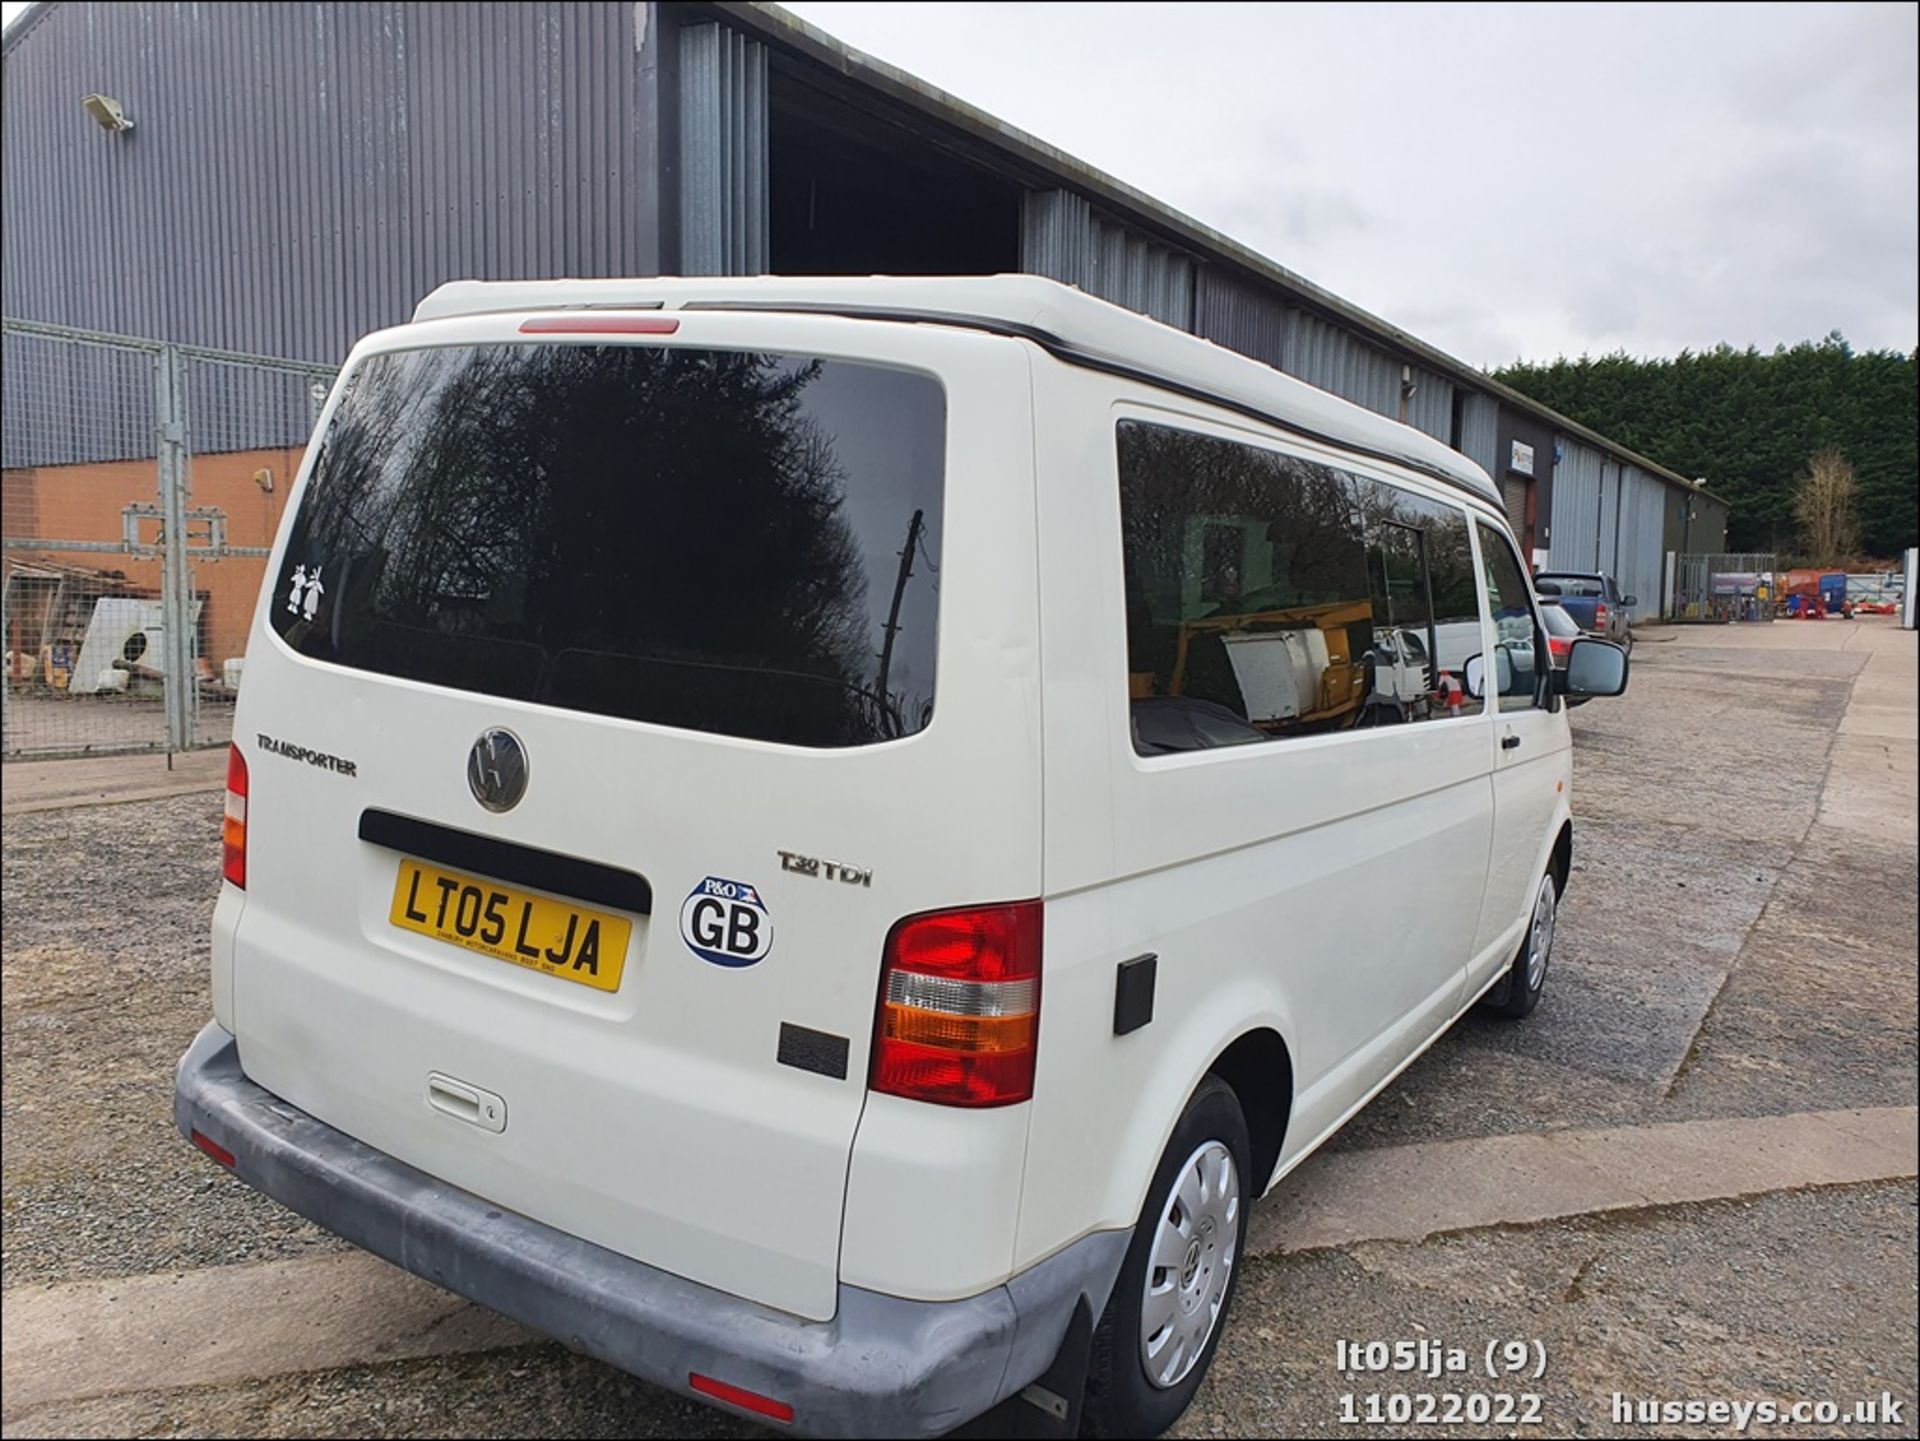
[389,858,630,993]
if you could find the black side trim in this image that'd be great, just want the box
[358,809,652,917]
[1113,954,1157,1036]
[683,300,1500,508]
[777,1022,850,1081]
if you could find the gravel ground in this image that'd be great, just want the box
[7,1183,1911,1439]
[1,793,343,1288]
[1177,1180,1918,1440]
[1332,636,1916,1153]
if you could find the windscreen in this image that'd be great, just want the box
[271,343,945,748]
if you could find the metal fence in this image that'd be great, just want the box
[3,318,334,760]
[1670,552,1780,623]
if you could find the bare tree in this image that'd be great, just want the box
[1795,449,1860,565]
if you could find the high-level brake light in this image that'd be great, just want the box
[517,314,680,335]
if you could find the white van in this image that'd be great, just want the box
[175,276,1628,1438]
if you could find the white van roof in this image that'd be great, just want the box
[412,274,1503,509]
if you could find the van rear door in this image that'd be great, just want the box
[226,312,1040,1321]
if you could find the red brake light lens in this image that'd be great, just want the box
[871,901,1041,1108]
[222,743,247,889]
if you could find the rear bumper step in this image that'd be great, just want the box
[173,1021,1125,1438]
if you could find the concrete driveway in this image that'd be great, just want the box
[3,619,1914,1438]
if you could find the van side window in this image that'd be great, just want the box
[1118,420,1482,755]
[1474,521,1548,712]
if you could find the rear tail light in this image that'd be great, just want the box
[222,743,248,889]
[1549,636,1573,659]
[870,901,1042,1108]
[1594,602,1609,629]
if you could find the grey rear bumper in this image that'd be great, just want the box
[174,1021,1125,1437]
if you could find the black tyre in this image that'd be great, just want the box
[1082,1077,1251,1438]
[1482,869,1559,1019]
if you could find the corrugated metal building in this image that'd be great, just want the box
[1,0,1731,613]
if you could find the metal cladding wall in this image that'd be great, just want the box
[1402,366,1454,445]
[0,1,665,367]
[1281,309,1398,417]
[1046,232,1458,444]
[1,329,322,471]
[679,21,768,275]
[1,329,157,469]
[1548,448,1684,615]
[1551,437,1607,569]
[1457,392,1500,482]
[1192,267,1288,371]
[1020,190,1195,330]
[1615,463,1667,614]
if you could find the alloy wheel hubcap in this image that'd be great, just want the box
[1527,875,1557,991]
[1140,1140,1239,1389]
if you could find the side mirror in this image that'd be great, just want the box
[1556,637,1630,698]
[1462,649,1514,701]
[1621,594,1638,607]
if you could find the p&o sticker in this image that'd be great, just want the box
[680,877,774,968]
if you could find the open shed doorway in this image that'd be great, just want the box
[769,69,1022,277]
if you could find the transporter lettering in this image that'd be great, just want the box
[256,733,358,777]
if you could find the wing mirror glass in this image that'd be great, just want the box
[1558,637,1630,698]
[1462,648,1513,701]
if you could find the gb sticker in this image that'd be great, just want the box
[680,877,773,968]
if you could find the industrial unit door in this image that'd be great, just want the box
[1614,467,1668,617]
[1596,464,1620,576]
[1502,476,1530,554]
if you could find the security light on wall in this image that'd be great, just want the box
[81,94,134,133]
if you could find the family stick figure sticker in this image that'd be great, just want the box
[286,562,326,621]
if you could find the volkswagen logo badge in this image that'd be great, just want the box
[467,728,529,813]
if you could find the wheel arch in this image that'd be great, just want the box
[1549,818,1573,895]
[1205,1026,1293,1197]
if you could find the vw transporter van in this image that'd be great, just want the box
[177,275,1629,1437]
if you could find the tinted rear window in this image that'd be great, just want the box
[1536,574,1603,597]
[272,344,945,747]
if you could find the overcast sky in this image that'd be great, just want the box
[5,1,1913,366]
[785,1,1918,367]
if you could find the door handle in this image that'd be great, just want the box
[1501,735,1522,750]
